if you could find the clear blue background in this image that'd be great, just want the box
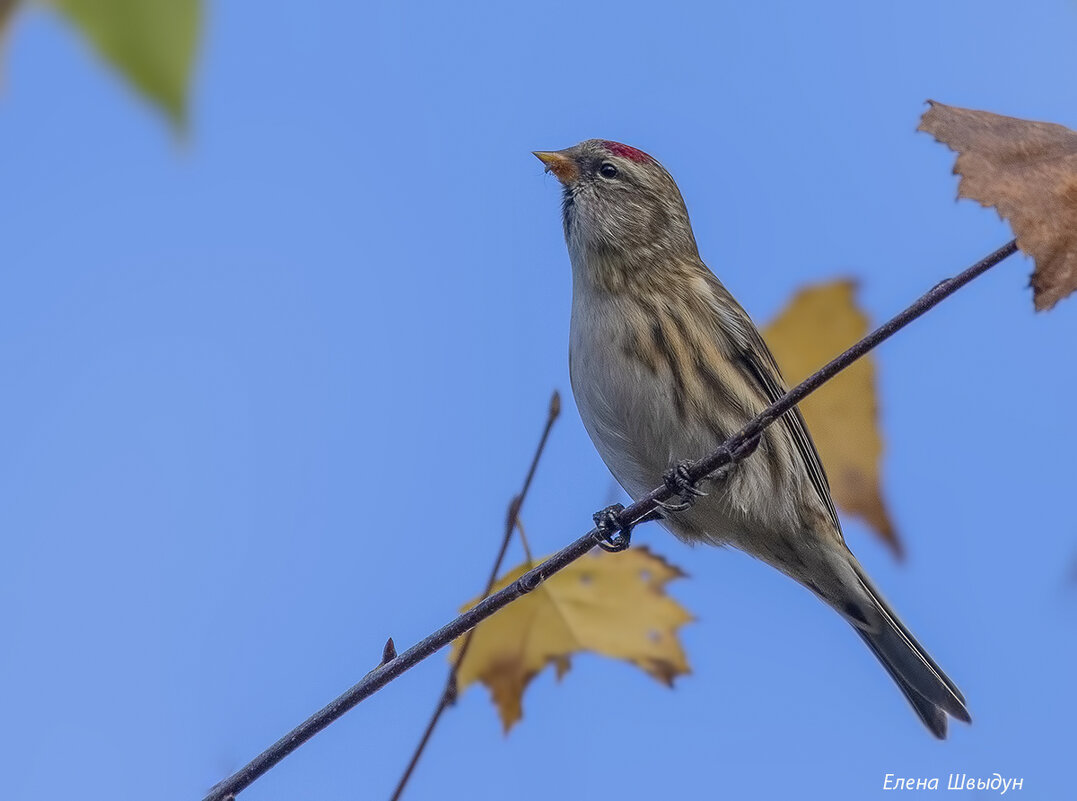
[2,1,1075,798]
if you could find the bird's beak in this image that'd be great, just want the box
[533,150,579,184]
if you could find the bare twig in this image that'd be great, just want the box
[387,391,561,801]
[514,517,535,566]
[202,240,1018,801]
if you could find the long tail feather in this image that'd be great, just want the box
[849,562,970,737]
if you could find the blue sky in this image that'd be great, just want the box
[2,1,1076,799]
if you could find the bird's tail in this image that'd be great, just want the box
[845,560,970,738]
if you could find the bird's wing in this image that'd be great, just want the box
[701,271,841,532]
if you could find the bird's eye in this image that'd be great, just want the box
[599,163,619,179]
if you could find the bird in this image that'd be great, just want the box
[534,139,970,738]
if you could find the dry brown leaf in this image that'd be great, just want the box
[764,280,900,557]
[919,101,1077,310]
[452,547,692,732]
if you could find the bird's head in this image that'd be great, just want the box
[534,140,699,270]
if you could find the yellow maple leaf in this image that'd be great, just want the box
[764,280,901,557]
[452,547,692,732]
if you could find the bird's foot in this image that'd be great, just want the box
[657,460,707,512]
[592,504,632,552]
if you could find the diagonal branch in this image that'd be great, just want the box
[388,391,561,801]
[202,239,1019,801]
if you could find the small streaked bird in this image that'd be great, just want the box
[534,140,970,737]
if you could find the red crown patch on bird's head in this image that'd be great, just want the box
[600,141,654,164]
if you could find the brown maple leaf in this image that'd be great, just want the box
[919,101,1077,310]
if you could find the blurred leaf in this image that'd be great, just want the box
[0,0,17,31]
[0,0,17,28]
[452,548,692,732]
[919,101,1077,310]
[764,280,901,557]
[49,0,200,130]
[0,0,19,73]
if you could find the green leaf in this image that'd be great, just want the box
[49,0,200,130]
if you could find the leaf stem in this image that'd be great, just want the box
[514,518,535,566]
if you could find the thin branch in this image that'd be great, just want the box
[202,239,1018,801]
[387,391,561,801]
[514,517,535,566]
